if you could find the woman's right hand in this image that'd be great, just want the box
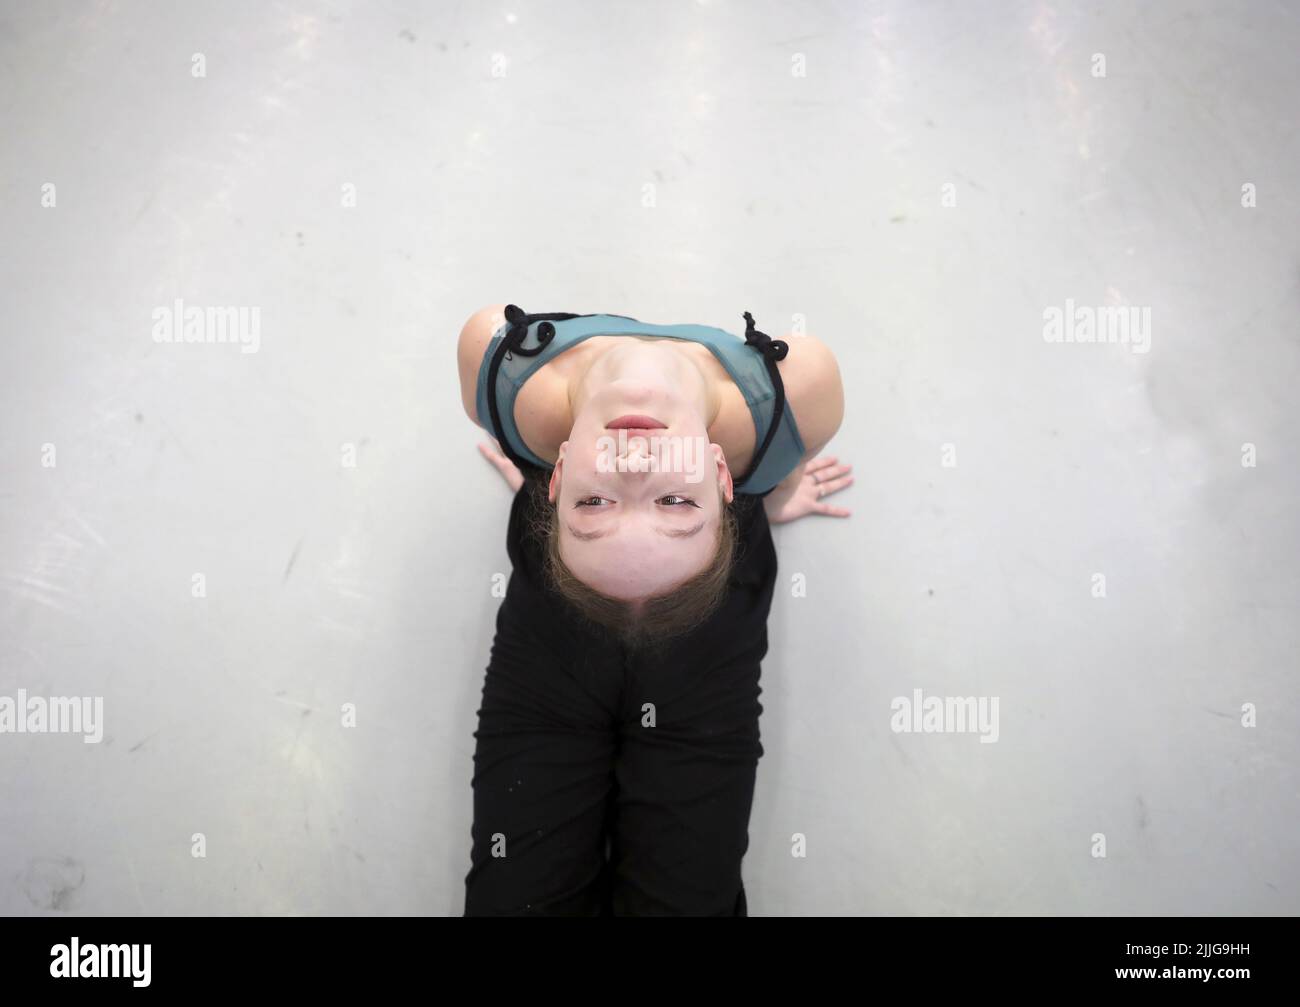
[478,439,525,493]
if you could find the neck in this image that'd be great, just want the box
[568,339,719,427]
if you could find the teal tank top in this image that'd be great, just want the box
[475,305,806,495]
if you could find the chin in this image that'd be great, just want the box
[605,379,670,403]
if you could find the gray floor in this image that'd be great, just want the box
[1,0,1297,916]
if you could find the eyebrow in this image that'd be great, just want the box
[565,521,706,542]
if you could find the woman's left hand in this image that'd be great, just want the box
[478,439,525,492]
[763,456,853,524]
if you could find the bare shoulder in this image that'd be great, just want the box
[777,333,844,457]
[456,303,508,424]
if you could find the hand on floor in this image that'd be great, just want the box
[763,456,853,524]
[478,439,525,493]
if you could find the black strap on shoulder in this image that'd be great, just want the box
[483,304,580,471]
[735,311,789,491]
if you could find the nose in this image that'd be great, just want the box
[618,435,655,470]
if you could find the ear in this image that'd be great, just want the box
[712,443,734,503]
[548,442,568,503]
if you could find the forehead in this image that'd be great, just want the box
[560,520,716,589]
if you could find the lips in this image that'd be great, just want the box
[606,414,667,430]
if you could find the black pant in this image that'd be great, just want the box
[464,484,777,916]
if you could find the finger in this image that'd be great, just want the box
[815,503,851,517]
[478,441,510,468]
[478,444,519,481]
[818,474,854,496]
[814,464,852,482]
[805,456,837,474]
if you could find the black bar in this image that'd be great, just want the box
[0,917,1280,994]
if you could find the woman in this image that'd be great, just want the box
[457,303,851,915]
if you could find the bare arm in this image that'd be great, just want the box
[762,333,853,524]
[456,303,508,425]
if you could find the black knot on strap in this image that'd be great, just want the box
[502,304,555,357]
[742,311,788,362]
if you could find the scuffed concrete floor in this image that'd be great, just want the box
[1,0,1296,915]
